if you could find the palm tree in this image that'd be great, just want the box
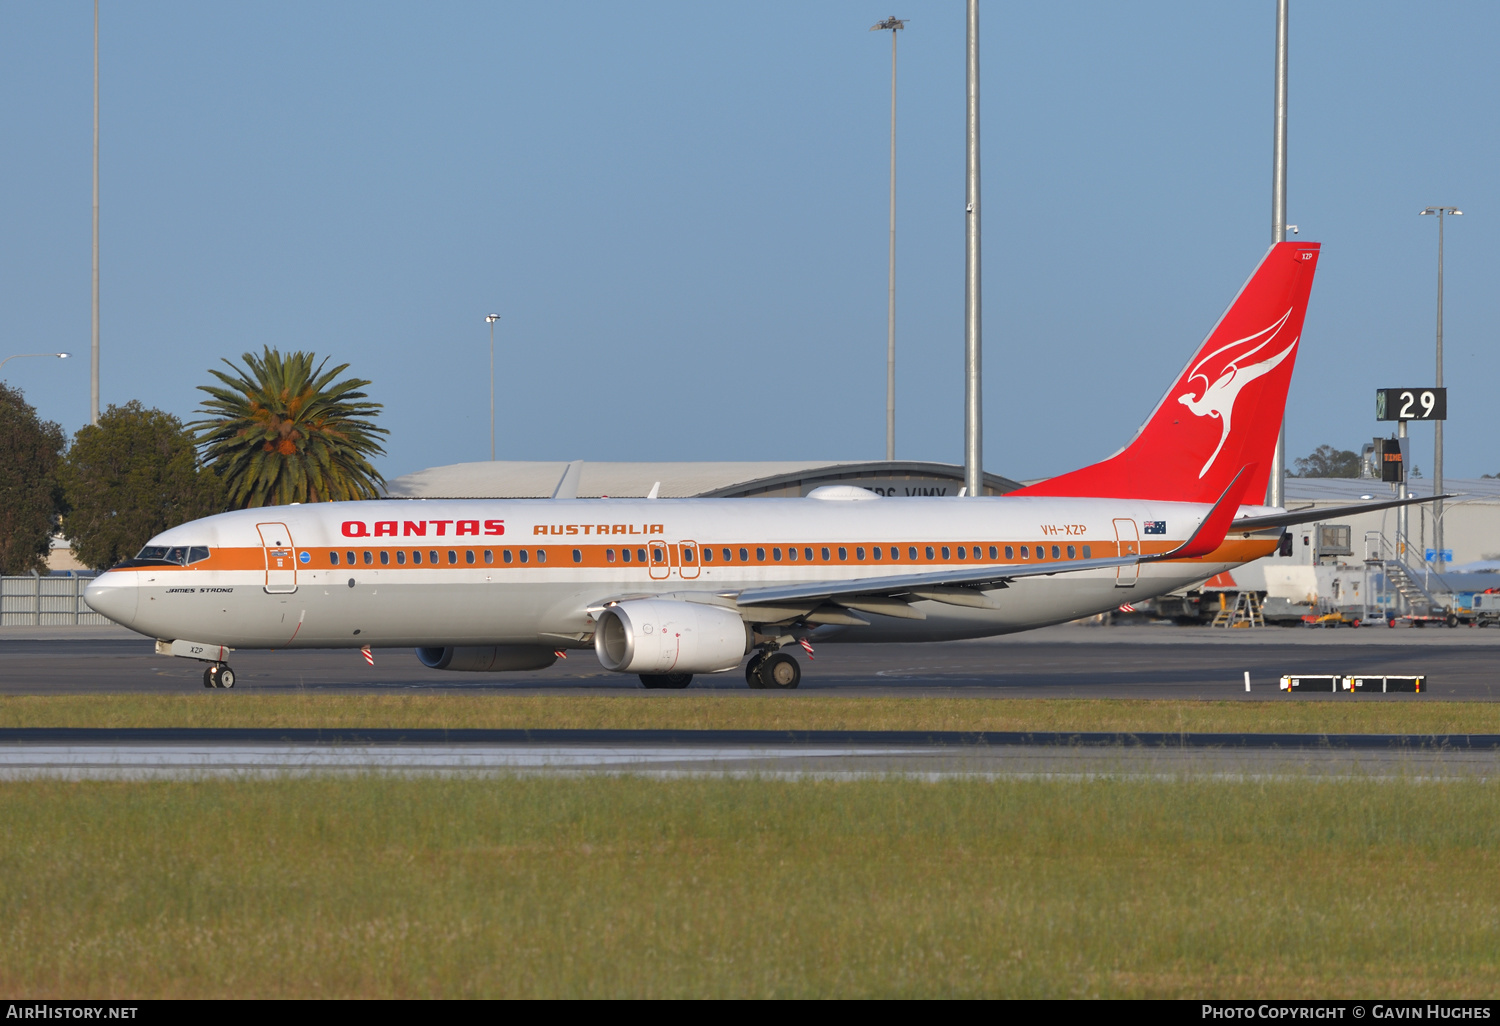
[191,347,389,507]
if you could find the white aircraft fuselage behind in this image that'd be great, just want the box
[84,494,1280,650]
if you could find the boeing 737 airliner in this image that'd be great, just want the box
[83,242,1434,688]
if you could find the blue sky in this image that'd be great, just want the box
[1,2,1495,482]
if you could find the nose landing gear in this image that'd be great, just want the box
[202,663,236,689]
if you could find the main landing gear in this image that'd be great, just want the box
[202,663,236,689]
[746,651,800,690]
[639,672,693,689]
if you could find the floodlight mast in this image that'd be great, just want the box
[962,0,981,499]
[1419,205,1461,572]
[486,314,501,461]
[1267,0,1289,509]
[871,16,905,462]
[91,0,100,426]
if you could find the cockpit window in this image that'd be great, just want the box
[128,545,210,567]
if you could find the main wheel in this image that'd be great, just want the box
[217,666,236,689]
[745,654,767,689]
[639,673,692,689]
[203,667,216,689]
[759,652,801,690]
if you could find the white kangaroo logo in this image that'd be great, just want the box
[1176,309,1296,479]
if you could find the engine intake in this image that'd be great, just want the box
[415,646,559,672]
[594,599,750,675]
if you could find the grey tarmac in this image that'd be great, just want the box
[3,622,1499,699]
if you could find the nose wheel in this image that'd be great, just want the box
[202,663,236,689]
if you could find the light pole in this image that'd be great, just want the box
[962,0,982,498]
[0,353,71,377]
[1420,206,1460,572]
[1267,0,1290,510]
[871,16,905,462]
[91,0,100,426]
[486,314,500,461]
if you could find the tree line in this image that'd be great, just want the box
[0,347,386,574]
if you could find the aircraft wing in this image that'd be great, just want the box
[1230,493,1454,533]
[734,466,1252,615]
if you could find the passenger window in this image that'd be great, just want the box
[1035,546,1044,560]
[572,549,582,563]
[872,547,881,561]
[989,546,998,560]
[652,547,664,562]
[1083,545,1092,558]
[605,549,614,563]
[772,547,782,561]
[537,550,547,563]
[739,548,749,562]
[756,547,766,562]
[1020,547,1029,560]
[519,550,529,564]
[396,551,406,565]
[821,547,831,561]
[331,551,341,566]
[1067,545,1076,559]
[788,547,798,561]
[635,549,645,563]
[971,547,981,559]
[1051,546,1060,560]
[723,548,733,562]
[347,551,356,565]
[941,546,950,560]
[466,550,476,565]
[702,548,713,562]
[429,551,439,564]
[413,551,423,565]
[379,551,390,565]
[505,550,515,564]
[804,548,814,561]
[363,551,372,565]
[1004,546,1014,560]
[683,548,695,563]
[446,550,456,564]
[837,547,847,561]
[956,546,966,560]
[484,550,493,564]
[622,548,632,563]
[855,547,865,560]
[890,547,899,560]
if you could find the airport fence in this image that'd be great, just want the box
[1,575,110,626]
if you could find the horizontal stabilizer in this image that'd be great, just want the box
[1230,494,1455,533]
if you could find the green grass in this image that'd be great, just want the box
[2,693,1500,734]
[2,776,1498,997]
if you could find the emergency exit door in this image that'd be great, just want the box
[1113,518,1139,587]
[257,522,298,593]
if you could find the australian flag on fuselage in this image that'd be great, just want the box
[1143,521,1166,535]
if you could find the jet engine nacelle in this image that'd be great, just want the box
[594,599,751,675]
[415,645,559,672]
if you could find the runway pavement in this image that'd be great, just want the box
[3,623,1498,699]
[1,727,1497,780]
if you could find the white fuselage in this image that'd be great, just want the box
[84,494,1280,653]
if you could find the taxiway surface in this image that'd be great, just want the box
[3,623,1498,699]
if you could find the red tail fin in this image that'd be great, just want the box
[1014,241,1320,503]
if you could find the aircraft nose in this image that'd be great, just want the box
[84,572,139,627]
